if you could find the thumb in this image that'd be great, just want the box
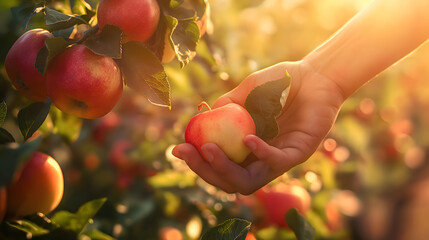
[243,135,294,172]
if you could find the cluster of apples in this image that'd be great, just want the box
[0,152,64,222]
[5,0,209,119]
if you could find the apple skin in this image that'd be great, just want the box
[6,152,64,218]
[97,0,160,43]
[4,29,53,101]
[245,232,257,240]
[255,184,311,229]
[185,102,256,164]
[0,187,6,222]
[159,227,183,240]
[46,44,123,119]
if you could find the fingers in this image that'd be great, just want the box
[200,143,257,194]
[243,135,297,173]
[172,143,235,192]
[173,143,266,195]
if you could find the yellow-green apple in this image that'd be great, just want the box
[0,187,6,222]
[6,152,64,218]
[255,183,311,229]
[46,44,123,119]
[185,102,256,164]
[97,0,160,43]
[4,29,53,101]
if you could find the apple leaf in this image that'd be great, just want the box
[84,24,122,59]
[244,74,291,140]
[44,7,91,33]
[10,1,38,29]
[35,37,75,75]
[81,0,98,11]
[0,99,6,126]
[51,198,107,234]
[0,128,15,144]
[17,98,51,141]
[145,14,168,61]
[0,137,42,188]
[116,41,171,108]
[285,208,316,240]
[49,107,83,143]
[200,218,251,240]
[164,15,200,68]
[84,229,115,240]
[169,0,185,8]
[7,220,50,237]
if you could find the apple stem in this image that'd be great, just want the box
[198,101,212,111]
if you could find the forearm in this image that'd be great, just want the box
[303,0,429,99]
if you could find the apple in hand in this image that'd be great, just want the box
[46,44,123,119]
[185,102,256,164]
[97,0,160,43]
[6,152,64,218]
[4,29,53,101]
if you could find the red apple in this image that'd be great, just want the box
[255,184,311,229]
[6,152,64,218]
[46,44,123,119]
[97,0,160,43]
[4,29,53,101]
[109,140,134,173]
[159,227,183,240]
[92,112,121,144]
[245,232,257,240]
[0,187,6,222]
[185,102,256,164]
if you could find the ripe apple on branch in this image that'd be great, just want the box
[4,0,211,119]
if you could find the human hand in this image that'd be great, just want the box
[173,61,346,194]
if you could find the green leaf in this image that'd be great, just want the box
[10,2,37,29]
[244,74,291,140]
[82,0,98,10]
[0,128,15,144]
[7,220,50,236]
[35,37,74,75]
[0,100,6,126]
[51,198,107,234]
[165,15,200,68]
[0,137,42,188]
[18,99,51,141]
[49,107,83,143]
[116,41,171,108]
[84,24,122,59]
[148,170,196,188]
[167,0,185,8]
[44,7,90,33]
[285,208,316,240]
[200,218,251,240]
[83,229,116,240]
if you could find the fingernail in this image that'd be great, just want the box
[201,146,214,163]
[172,147,186,162]
[245,139,257,151]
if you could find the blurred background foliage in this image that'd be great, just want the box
[2,0,429,239]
